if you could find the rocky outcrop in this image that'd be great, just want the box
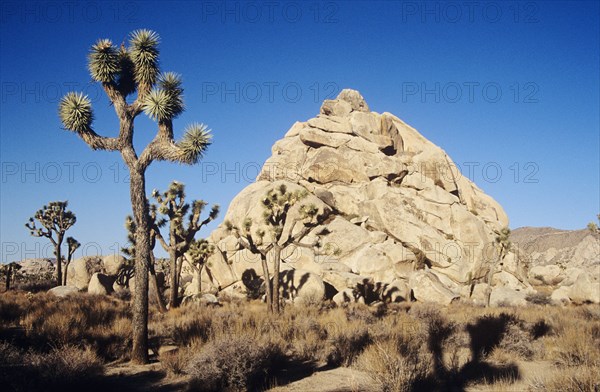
[67,256,104,290]
[514,227,600,304]
[18,258,54,276]
[197,89,514,305]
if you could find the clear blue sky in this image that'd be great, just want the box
[1,1,599,263]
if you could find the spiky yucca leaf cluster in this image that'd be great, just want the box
[88,39,120,82]
[177,123,212,164]
[142,72,185,120]
[67,236,81,251]
[142,89,174,120]
[129,29,160,87]
[116,45,136,97]
[59,92,93,132]
[188,238,215,266]
[159,72,184,115]
[494,227,512,256]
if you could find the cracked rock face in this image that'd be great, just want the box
[199,89,513,304]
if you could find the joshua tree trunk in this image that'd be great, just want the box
[5,266,11,291]
[149,253,167,313]
[169,240,178,308]
[272,245,281,313]
[63,261,69,286]
[130,169,151,364]
[260,253,273,312]
[55,237,63,287]
[195,264,203,294]
[176,256,184,292]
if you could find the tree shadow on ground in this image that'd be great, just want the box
[90,369,185,392]
[414,312,522,392]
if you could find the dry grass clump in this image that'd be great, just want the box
[325,323,371,366]
[530,365,599,391]
[186,334,286,392]
[161,346,192,377]
[355,330,431,392]
[21,293,132,360]
[0,341,102,391]
[550,323,600,367]
[525,292,552,305]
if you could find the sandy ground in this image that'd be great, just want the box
[100,358,556,391]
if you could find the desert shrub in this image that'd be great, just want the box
[552,325,600,367]
[530,365,600,391]
[0,297,22,326]
[17,293,131,360]
[355,331,431,392]
[525,292,552,305]
[186,334,285,392]
[497,320,535,360]
[343,303,376,324]
[529,318,552,339]
[0,343,102,391]
[161,346,191,377]
[326,324,371,366]
[171,313,212,346]
[577,305,600,321]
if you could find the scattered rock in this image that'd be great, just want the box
[48,285,79,297]
[67,256,103,290]
[333,288,356,305]
[102,254,126,276]
[182,293,220,306]
[409,271,460,305]
[528,264,565,285]
[88,273,115,295]
[569,273,600,304]
[551,286,571,305]
[158,345,179,357]
[489,287,527,307]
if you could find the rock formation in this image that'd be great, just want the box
[191,89,524,305]
[513,227,600,304]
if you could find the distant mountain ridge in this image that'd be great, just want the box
[512,226,599,268]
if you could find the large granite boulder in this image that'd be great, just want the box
[200,89,515,304]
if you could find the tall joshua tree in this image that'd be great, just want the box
[486,227,512,307]
[25,201,76,287]
[152,181,219,308]
[226,184,323,313]
[62,236,81,285]
[58,30,212,363]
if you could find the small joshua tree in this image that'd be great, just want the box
[587,214,600,235]
[25,201,76,287]
[152,181,219,308]
[184,238,215,295]
[486,227,512,307]
[59,30,212,363]
[123,205,167,313]
[62,236,81,285]
[2,262,21,291]
[226,184,323,313]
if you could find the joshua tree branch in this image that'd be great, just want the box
[77,127,121,151]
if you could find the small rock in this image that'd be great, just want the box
[158,345,179,357]
[88,273,114,295]
[48,285,79,298]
